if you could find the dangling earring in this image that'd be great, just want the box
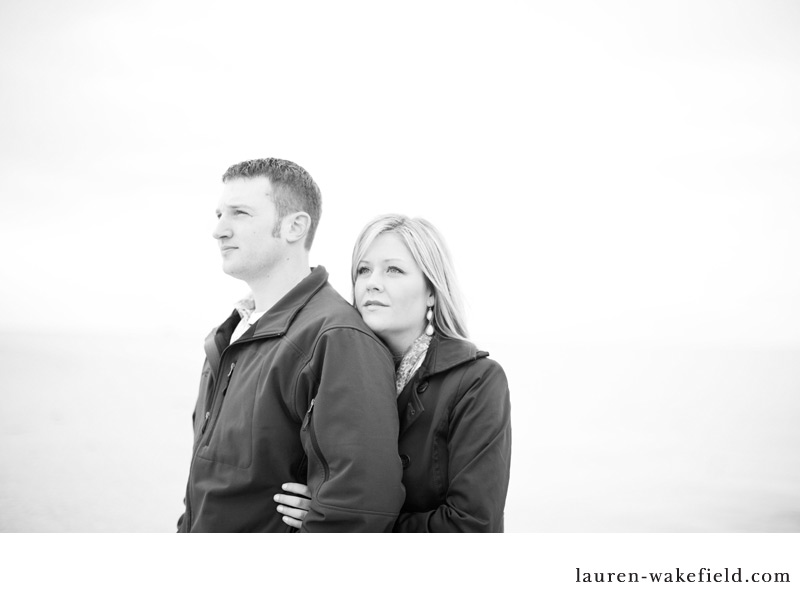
[425,306,434,336]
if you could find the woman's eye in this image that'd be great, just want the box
[387,266,404,274]
[357,266,370,275]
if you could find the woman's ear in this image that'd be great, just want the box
[283,212,311,245]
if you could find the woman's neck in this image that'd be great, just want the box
[380,325,427,358]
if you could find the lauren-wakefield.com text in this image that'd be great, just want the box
[576,568,790,584]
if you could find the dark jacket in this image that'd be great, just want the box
[178,266,404,532]
[393,335,511,532]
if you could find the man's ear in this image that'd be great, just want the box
[283,212,311,245]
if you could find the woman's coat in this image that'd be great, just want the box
[394,334,512,532]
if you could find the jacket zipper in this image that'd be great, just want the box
[186,360,235,530]
[186,330,282,531]
[301,398,329,481]
[200,328,281,435]
[202,361,236,437]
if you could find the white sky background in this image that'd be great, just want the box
[1,0,798,346]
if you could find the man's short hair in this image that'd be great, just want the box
[222,158,322,249]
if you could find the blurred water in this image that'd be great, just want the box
[484,337,800,532]
[0,330,798,532]
[0,331,202,532]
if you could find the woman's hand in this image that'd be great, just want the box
[273,482,312,529]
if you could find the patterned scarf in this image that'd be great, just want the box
[395,333,432,395]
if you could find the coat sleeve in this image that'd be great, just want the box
[393,359,512,532]
[299,327,405,532]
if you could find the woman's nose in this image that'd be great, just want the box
[365,272,382,291]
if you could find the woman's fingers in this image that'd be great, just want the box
[275,503,307,520]
[274,493,312,511]
[274,483,311,528]
[281,482,312,498]
[282,515,303,529]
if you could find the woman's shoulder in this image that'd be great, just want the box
[461,354,508,391]
[431,336,508,390]
[434,335,505,370]
[429,340,510,421]
[470,353,507,378]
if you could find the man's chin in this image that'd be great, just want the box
[221,263,246,280]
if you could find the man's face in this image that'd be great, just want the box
[213,177,284,282]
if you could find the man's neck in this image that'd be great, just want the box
[247,255,311,313]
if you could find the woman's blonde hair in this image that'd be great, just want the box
[351,214,469,341]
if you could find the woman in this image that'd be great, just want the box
[274,214,512,532]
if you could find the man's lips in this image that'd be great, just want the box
[220,245,238,253]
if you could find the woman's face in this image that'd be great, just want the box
[354,232,433,355]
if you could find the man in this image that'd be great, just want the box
[178,158,404,532]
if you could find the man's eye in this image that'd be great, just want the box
[234,210,249,216]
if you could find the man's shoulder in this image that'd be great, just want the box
[295,281,373,335]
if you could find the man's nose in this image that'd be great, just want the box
[212,216,231,240]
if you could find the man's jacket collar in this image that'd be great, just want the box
[250,266,329,337]
[204,266,330,379]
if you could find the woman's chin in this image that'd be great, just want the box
[364,323,391,344]
[364,322,387,338]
